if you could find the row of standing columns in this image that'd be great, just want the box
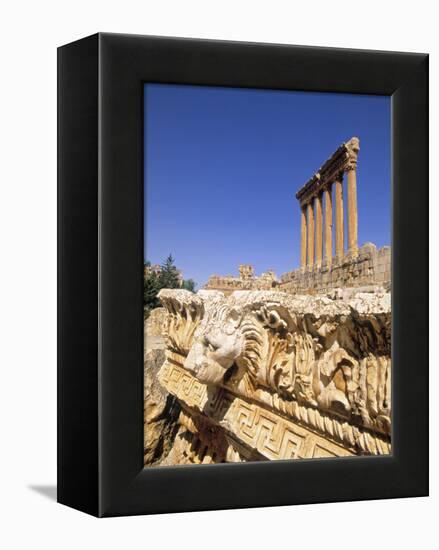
[300,169,358,268]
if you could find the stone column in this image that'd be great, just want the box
[347,166,358,256]
[300,205,307,268]
[324,185,333,266]
[346,136,360,257]
[307,200,314,267]
[315,193,323,267]
[334,175,344,259]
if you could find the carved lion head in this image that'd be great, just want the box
[182,291,300,390]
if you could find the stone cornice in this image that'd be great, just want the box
[158,289,391,460]
[296,137,360,205]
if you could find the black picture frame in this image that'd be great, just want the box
[57,33,428,517]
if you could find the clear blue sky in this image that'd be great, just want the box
[144,84,390,288]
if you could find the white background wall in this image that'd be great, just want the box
[0,1,436,547]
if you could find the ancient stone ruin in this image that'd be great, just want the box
[297,136,361,266]
[282,136,390,294]
[152,288,391,464]
[144,137,392,466]
[204,264,278,295]
[280,242,390,294]
[205,137,391,296]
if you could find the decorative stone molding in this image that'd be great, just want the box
[157,289,391,462]
[159,289,205,356]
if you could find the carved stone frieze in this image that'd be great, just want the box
[156,288,391,462]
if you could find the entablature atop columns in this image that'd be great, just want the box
[296,137,360,206]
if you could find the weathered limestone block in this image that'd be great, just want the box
[144,348,181,465]
[146,306,167,336]
[204,265,278,295]
[156,288,391,464]
[279,243,390,295]
[145,307,167,355]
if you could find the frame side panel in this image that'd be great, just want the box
[57,34,100,516]
[392,56,429,494]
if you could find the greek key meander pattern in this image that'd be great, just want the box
[158,361,390,460]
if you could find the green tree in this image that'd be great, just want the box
[143,270,160,318]
[143,255,197,318]
[158,254,181,289]
[181,278,196,292]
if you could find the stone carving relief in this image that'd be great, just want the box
[157,288,391,461]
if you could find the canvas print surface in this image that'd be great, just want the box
[143,84,391,467]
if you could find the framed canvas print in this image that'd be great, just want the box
[58,33,428,517]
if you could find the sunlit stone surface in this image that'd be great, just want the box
[146,288,391,465]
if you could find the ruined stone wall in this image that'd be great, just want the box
[204,244,390,297]
[204,267,278,296]
[204,275,274,295]
[279,243,390,295]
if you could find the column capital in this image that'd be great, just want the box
[334,170,344,182]
[345,136,360,171]
[301,196,313,207]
